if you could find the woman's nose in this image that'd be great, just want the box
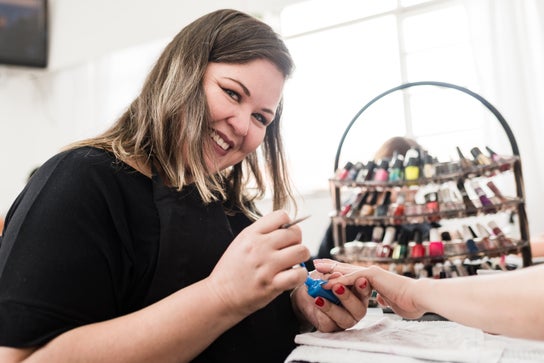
[227,113,250,136]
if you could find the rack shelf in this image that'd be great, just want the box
[329,81,532,271]
[330,157,517,189]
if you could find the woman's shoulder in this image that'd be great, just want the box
[31,147,151,202]
[39,146,112,173]
[51,146,121,170]
[41,146,145,181]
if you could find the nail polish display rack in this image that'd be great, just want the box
[328,81,532,275]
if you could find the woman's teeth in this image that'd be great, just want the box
[211,130,229,150]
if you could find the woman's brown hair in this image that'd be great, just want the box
[71,9,295,219]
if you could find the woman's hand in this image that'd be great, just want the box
[314,259,426,320]
[290,264,372,333]
[206,210,311,318]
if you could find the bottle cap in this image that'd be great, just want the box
[392,155,404,169]
[378,158,390,169]
[406,157,419,167]
[470,147,483,159]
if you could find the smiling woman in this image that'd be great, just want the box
[0,9,373,363]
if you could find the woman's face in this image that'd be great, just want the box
[203,58,285,173]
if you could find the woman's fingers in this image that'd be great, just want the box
[272,267,308,291]
[311,282,370,330]
[314,297,357,330]
[314,259,361,276]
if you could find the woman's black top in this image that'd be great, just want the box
[0,147,298,362]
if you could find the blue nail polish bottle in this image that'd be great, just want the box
[305,276,341,305]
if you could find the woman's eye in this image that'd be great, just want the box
[223,88,240,101]
[252,113,269,126]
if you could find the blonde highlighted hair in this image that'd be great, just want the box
[70,9,296,219]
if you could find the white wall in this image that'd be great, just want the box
[45,0,298,71]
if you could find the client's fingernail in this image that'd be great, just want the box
[315,297,325,307]
[334,285,345,295]
[359,280,367,289]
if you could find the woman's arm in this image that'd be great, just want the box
[1,211,310,363]
[7,279,249,363]
[315,259,544,341]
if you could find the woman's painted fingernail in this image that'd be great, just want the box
[335,285,345,295]
[315,297,325,307]
[359,280,367,289]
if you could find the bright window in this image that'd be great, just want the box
[279,0,502,194]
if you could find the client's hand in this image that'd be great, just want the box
[314,259,425,320]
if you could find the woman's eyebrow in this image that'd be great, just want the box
[226,77,275,116]
[226,77,251,97]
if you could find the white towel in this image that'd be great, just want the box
[285,317,503,363]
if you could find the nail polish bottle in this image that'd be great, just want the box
[388,154,404,182]
[360,191,379,216]
[486,180,506,203]
[470,147,492,166]
[375,191,392,217]
[485,146,501,162]
[346,191,369,218]
[456,146,474,171]
[390,192,406,225]
[475,222,495,250]
[404,157,420,184]
[404,147,420,183]
[392,230,410,260]
[488,221,510,248]
[410,229,425,258]
[340,192,358,216]
[462,225,479,254]
[470,180,497,213]
[456,179,478,216]
[438,183,456,211]
[428,228,444,261]
[346,162,364,181]
[373,158,390,182]
[441,181,463,211]
[371,225,384,242]
[355,160,376,182]
[336,161,354,180]
[342,190,365,216]
[340,203,352,217]
[486,146,510,171]
[443,230,465,256]
[376,226,395,258]
[488,221,504,236]
[422,153,436,179]
[424,191,441,222]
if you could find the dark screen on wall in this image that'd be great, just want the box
[0,0,48,68]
